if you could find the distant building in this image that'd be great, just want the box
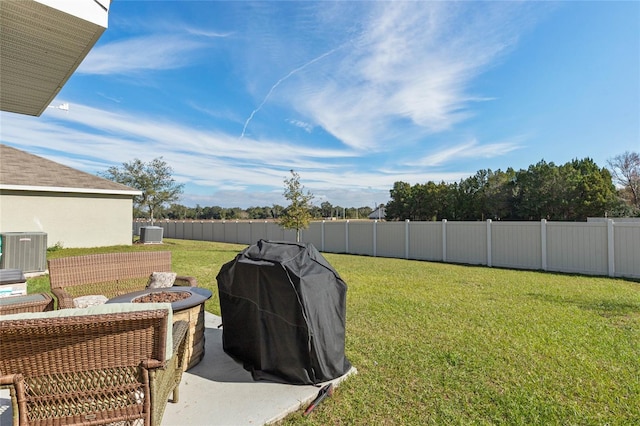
[369,205,386,220]
[0,144,140,248]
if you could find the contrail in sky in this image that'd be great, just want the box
[239,47,340,140]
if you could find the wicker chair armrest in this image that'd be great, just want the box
[174,275,198,287]
[0,373,21,387]
[50,288,74,309]
[140,321,189,371]
[172,320,190,362]
[1,374,25,426]
[145,321,189,425]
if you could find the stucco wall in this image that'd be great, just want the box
[0,190,134,248]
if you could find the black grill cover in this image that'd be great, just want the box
[216,240,351,385]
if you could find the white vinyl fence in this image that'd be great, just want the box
[134,219,640,279]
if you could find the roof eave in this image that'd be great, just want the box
[0,184,142,196]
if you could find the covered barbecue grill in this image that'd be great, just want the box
[216,240,351,385]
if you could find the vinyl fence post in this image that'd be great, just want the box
[405,219,410,259]
[541,219,547,271]
[345,220,349,254]
[486,219,492,267]
[373,220,377,257]
[442,219,447,262]
[607,219,615,277]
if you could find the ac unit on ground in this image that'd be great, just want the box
[0,232,48,272]
[140,226,163,244]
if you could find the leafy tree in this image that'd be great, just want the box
[320,201,333,218]
[193,204,203,219]
[280,170,314,242]
[100,157,183,225]
[386,157,617,222]
[455,176,481,220]
[271,204,284,219]
[166,203,188,219]
[514,160,563,220]
[246,206,271,219]
[565,158,618,220]
[481,169,517,220]
[386,181,413,220]
[358,206,374,218]
[309,205,322,219]
[607,151,640,212]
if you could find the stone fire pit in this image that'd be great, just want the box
[108,286,212,370]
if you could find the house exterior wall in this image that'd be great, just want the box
[0,190,133,248]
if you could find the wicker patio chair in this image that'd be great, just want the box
[0,303,189,425]
[48,251,197,309]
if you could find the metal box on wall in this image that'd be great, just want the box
[0,232,48,272]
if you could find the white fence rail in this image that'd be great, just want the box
[134,219,640,279]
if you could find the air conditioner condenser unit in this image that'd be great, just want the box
[140,226,163,244]
[0,232,48,272]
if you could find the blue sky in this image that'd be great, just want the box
[1,1,638,209]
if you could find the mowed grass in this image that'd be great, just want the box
[28,239,640,425]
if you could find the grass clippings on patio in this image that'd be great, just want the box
[28,239,640,425]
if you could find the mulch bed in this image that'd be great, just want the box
[133,291,190,304]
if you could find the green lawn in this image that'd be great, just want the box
[28,239,640,425]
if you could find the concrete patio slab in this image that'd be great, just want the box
[0,312,356,426]
[163,313,355,425]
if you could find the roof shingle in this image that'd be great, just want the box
[0,144,138,194]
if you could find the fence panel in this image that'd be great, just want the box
[136,220,639,279]
[302,222,323,249]
[192,222,205,240]
[174,222,185,239]
[377,221,405,258]
[180,222,191,240]
[324,222,347,253]
[266,223,285,241]
[282,227,297,242]
[546,222,608,275]
[614,223,640,278]
[202,222,214,241]
[223,222,238,243]
[212,221,225,242]
[160,221,171,238]
[348,222,374,256]
[408,222,442,261]
[491,221,542,270]
[446,222,487,265]
[236,222,252,244]
[249,221,268,242]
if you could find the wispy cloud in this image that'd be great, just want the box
[1,2,553,209]
[265,2,533,151]
[1,103,358,190]
[408,138,524,168]
[78,35,207,75]
[1,99,474,207]
[287,119,314,133]
[239,46,341,139]
[185,27,233,38]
